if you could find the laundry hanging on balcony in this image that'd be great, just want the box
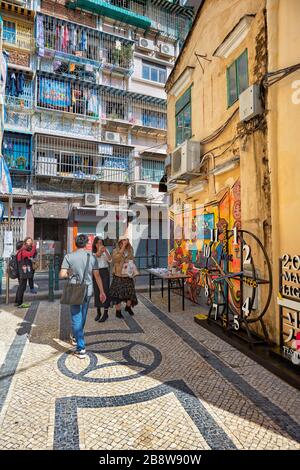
[36,14,45,57]
[0,157,12,194]
[38,77,71,109]
[6,72,25,97]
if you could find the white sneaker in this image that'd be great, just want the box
[74,349,86,359]
[70,335,77,346]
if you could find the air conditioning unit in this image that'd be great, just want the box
[133,183,152,199]
[84,193,100,207]
[239,84,263,121]
[159,43,175,58]
[171,140,201,180]
[138,37,155,52]
[105,131,121,143]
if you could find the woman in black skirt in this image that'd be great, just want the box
[92,237,112,322]
[109,236,138,318]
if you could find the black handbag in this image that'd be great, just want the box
[60,254,90,305]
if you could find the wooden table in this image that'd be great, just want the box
[147,269,191,313]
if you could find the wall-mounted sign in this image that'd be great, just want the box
[278,254,300,366]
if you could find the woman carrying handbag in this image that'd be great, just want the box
[109,236,138,319]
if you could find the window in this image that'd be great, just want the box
[175,87,192,146]
[227,50,249,107]
[142,61,167,84]
[141,159,165,182]
[2,132,31,171]
[3,20,16,44]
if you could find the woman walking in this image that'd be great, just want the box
[92,237,112,322]
[109,236,138,318]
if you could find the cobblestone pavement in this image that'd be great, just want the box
[0,292,300,450]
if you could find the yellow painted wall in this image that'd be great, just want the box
[267,0,300,343]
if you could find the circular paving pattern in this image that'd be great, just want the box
[57,339,162,383]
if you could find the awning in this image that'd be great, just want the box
[33,201,70,220]
[66,0,152,30]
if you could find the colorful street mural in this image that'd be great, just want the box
[169,180,241,307]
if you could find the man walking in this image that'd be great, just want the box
[60,234,106,359]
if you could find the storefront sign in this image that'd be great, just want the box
[278,254,300,365]
[3,202,26,219]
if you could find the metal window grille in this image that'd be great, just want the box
[34,134,132,183]
[3,19,33,50]
[101,89,167,130]
[2,132,31,171]
[108,1,190,40]
[141,159,165,182]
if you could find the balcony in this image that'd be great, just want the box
[36,74,100,120]
[4,77,34,131]
[66,0,152,30]
[2,0,34,10]
[101,86,167,133]
[38,14,134,76]
[3,20,34,51]
[34,134,132,183]
[66,0,193,40]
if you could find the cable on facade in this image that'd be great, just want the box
[262,63,300,88]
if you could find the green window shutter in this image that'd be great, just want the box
[237,49,249,95]
[175,87,191,115]
[227,61,238,107]
[227,49,248,107]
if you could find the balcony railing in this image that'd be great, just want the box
[34,111,102,140]
[34,135,132,183]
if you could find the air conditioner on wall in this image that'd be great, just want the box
[138,37,155,52]
[171,140,201,180]
[105,131,121,143]
[133,183,152,199]
[159,43,175,58]
[84,193,100,207]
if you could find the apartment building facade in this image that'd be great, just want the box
[0,0,194,261]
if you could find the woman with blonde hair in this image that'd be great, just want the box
[109,236,138,318]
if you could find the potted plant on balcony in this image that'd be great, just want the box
[16,156,27,170]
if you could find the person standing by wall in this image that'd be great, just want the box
[92,237,111,323]
[59,234,106,359]
[15,238,37,308]
[109,236,138,318]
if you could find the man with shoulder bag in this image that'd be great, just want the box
[60,234,106,359]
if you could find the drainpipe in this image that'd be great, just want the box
[266,0,280,344]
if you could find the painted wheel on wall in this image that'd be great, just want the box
[205,229,273,341]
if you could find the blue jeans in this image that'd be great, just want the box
[70,297,91,351]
